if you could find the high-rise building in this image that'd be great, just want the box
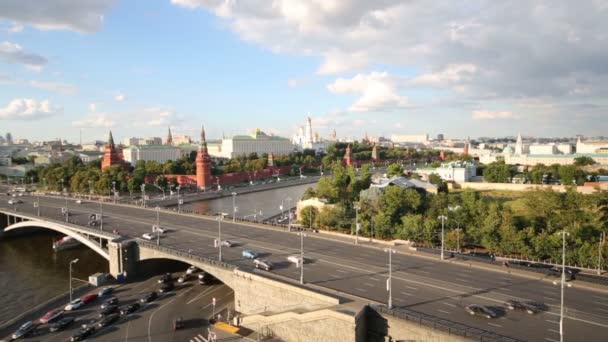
[5,133,13,145]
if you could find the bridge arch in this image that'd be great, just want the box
[3,221,110,260]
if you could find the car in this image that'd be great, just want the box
[158,273,172,284]
[140,291,158,303]
[97,286,114,297]
[142,232,155,240]
[253,259,273,271]
[39,308,64,324]
[186,266,198,274]
[75,199,83,204]
[465,304,497,319]
[70,326,95,341]
[547,267,575,281]
[153,225,169,234]
[65,299,83,311]
[81,293,98,304]
[287,255,307,266]
[119,303,140,315]
[99,304,118,317]
[49,317,75,332]
[159,282,174,293]
[98,313,120,327]
[11,321,35,340]
[173,317,184,331]
[100,296,118,309]
[505,300,538,314]
[242,250,259,259]
[177,274,190,283]
[214,239,233,247]
[8,199,22,205]
[197,272,218,285]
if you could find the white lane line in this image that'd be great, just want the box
[545,338,559,342]
[418,270,430,274]
[329,273,341,278]
[355,288,367,292]
[364,283,375,287]
[598,308,608,313]
[405,285,418,290]
[597,302,608,307]
[369,277,380,281]
[548,329,559,333]
[187,285,224,305]
[336,269,348,274]
[487,323,502,328]
[394,298,404,302]
[543,296,558,301]
[456,278,469,283]
[545,320,559,324]
[443,302,457,308]
[499,288,512,292]
[437,309,450,314]
[401,292,413,296]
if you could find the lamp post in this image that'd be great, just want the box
[176,186,181,213]
[299,231,307,285]
[141,184,146,208]
[69,258,79,302]
[112,181,117,204]
[354,205,360,245]
[285,197,292,231]
[455,227,462,254]
[34,195,40,216]
[155,206,161,245]
[599,232,605,275]
[100,202,104,232]
[384,247,396,309]
[61,178,65,194]
[64,198,69,223]
[438,215,447,260]
[231,192,237,222]
[557,230,570,342]
[88,180,93,200]
[217,214,224,262]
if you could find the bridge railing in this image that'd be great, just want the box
[136,240,237,271]
[370,304,523,342]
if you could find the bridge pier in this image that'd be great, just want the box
[108,240,138,280]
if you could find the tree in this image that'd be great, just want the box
[428,173,448,192]
[483,161,514,183]
[574,156,596,167]
[530,164,545,184]
[299,206,319,228]
[386,163,404,178]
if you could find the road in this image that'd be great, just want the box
[3,272,235,342]
[2,193,608,341]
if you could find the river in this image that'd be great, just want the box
[0,231,107,326]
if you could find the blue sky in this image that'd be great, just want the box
[1,1,607,143]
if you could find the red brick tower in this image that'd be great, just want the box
[344,144,353,167]
[101,131,127,171]
[166,126,173,145]
[196,125,212,189]
[439,150,446,160]
[371,144,378,162]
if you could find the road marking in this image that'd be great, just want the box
[545,338,559,342]
[124,320,131,342]
[356,288,367,292]
[487,323,502,328]
[418,270,430,274]
[548,329,559,333]
[598,308,608,313]
[405,285,418,290]
[370,277,380,281]
[546,320,559,324]
[437,309,450,314]
[187,285,224,305]
[336,269,348,273]
[443,302,457,308]
[456,278,469,283]
[364,283,375,287]
[401,292,413,296]
[543,296,558,301]
[148,293,180,342]
[329,273,341,278]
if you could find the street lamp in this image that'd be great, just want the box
[112,181,117,204]
[384,247,396,309]
[69,258,79,302]
[354,205,360,245]
[141,184,146,208]
[231,192,237,223]
[217,214,225,262]
[454,227,462,254]
[88,180,93,200]
[64,198,69,223]
[176,185,181,213]
[298,231,307,285]
[556,230,570,342]
[438,215,448,260]
[155,206,161,245]
[599,232,605,276]
[34,195,40,216]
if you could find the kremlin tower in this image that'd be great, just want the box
[101,131,128,171]
[195,125,212,190]
[343,144,353,167]
[371,144,378,162]
[166,127,173,145]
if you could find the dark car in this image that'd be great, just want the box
[119,303,140,315]
[158,273,172,284]
[505,300,538,314]
[49,317,75,332]
[70,326,95,341]
[197,272,218,285]
[465,304,498,319]
[547,267,575,281]
[100,296,118,309]
[99,304,118,317]
[11,321,35,340]
[159,282,174,293]
[98,313,120,327]
[140,291,158,303]
[173,317,184,331]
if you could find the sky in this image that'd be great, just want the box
[1,0,607,143]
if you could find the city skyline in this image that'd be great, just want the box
[1,1,608,142]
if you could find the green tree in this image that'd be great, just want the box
[386,163,404,178]
[574,156,596,167]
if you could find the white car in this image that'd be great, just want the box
[177,274,189,283]
[153,226,169,234]
[186,266,198,274]
[75,199,83,204]
[214,239,233,247]
[64,299,83,311]
[142,233,155,241]
[253,259,273,271]
[287,255,306,266]
[8,199,22,205]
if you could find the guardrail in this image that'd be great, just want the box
[136,240,237,271]
[370,304,523,342]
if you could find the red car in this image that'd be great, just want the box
[40,308,64,324]
[81,293,98,304]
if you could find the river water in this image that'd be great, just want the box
[0,230,107,326]
[182,183,314,220]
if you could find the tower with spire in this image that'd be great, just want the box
[267,152,275,168]
[101,131,127,171]
[195,125,212,189]
[515,133,524,155]
[371,144,379,162]
[343,144,353,167]
[166,127,173,145]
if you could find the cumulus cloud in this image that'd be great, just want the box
[472,110,520,120]
[114,93,126,101]
[0,98,61,120]
[29,80,78,95]
[72,114,115,128]
[317,51,368,75]
[328,72,409,112]
[0,41,47,70]
[412,64,478,87]
[89,103,97,112]
[0,0,115,32]
[137,107,184,126]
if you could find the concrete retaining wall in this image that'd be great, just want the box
[455,181,598,194]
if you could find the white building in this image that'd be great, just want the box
[391,134,429,144]
[211,129,294,159]
[291,116,331,153]
[416,161,477,182]
[172,135,192,145]
[576,136,608,154]
[529,144,557,155]
[123,145,182,165]
[123,137,140,147]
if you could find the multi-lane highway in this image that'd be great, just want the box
[2,193,608,341]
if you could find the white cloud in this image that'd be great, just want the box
[317,51,368,75]
[327,72,409,112]
[0,98,61,120]
[29,80,78,95]
[89,103,97,112]
[72,114,115,128]
[412,64,478,87]
[137,107,183,126]
[8,23,24,33]
[0,0,115,33]
[472,110,520,120]
[0,41,47,70]
[114,93,126,102]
